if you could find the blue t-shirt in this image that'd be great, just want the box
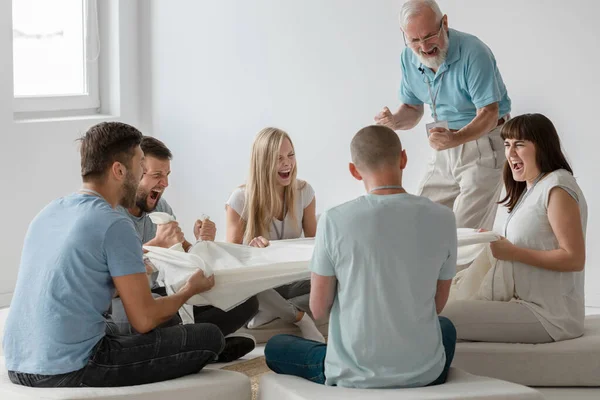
[398,29,511,130]
[3,193,146,375]
[310,193,457,388]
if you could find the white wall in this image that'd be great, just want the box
[151,0,597,306]
[0,0,142,307]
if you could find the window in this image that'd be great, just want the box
[12,0,100,114]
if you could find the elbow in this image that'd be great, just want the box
[435,295,449,315]
[310,301,328,322]
[571,258,585,272]
[133,325,153,334]
[129,315,155,334]
[435,301,447,315]
[310,304,324,321]
[479,105,499,129]
[566,251,585,272]
[312,309,326,322]
[225,230,243,244]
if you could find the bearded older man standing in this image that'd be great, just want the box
[375,0,511,230]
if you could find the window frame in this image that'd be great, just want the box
[12,0,100,114]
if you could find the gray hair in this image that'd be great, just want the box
[399,0,443,30]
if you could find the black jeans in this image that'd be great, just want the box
[8,321,225,387]
[110,288,259,337]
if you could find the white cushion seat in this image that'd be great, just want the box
[0,308,252,400]
[453,315,600,386]
[257,367,544,400]
[0,357,251,400]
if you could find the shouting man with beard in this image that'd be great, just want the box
[375,0,512,231]
[127,136,215,252]
[113,136,258,362]
[4,122,226,387]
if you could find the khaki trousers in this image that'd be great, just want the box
[417,125,505,230]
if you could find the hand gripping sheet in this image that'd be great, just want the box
[144,229,499,312]
[144,238,314,311]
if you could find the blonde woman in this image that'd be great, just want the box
[225,127,324,342]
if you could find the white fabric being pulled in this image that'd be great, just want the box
[449,229,502,302]
[148,211,176,225]
[449,245,499,302]
[144,229,499,312]
[145,238,314,311]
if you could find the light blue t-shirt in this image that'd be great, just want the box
[3,193,146,375]
[398,29,511,130]
[310,193,457,388]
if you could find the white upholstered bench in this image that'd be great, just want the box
[0,307,252,400]
[257,367,544,399]
[453,315,600,387]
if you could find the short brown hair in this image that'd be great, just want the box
[141,136,172,160]
[350,125,402,170]
[80,122,143,182]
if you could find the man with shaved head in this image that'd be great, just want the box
[264,125,458,388]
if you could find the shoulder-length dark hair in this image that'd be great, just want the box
[499,113,573,212]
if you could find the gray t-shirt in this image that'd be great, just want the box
[118,198,174,243]
[117,199,174,289]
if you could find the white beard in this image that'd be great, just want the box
[417,46,448,70]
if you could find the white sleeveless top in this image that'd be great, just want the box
[226,181,315,243]
[498,169,587,341]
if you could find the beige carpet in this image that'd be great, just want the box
[222,356,272,400]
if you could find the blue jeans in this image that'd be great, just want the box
[8,321,225,387]
[265,316,457,386]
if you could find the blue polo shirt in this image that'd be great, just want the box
[398,29,511,130]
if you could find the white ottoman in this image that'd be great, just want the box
[453,315,600,386]
[0,359,250,400]
[257,368,544,400]
[0,308,252,400]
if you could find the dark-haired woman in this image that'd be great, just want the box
[442,113,587,343]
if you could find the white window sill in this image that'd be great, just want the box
[13,111,117,124]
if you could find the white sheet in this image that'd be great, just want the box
[144,229,499,312]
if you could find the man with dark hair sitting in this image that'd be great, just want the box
[112,135,258,361]
[3,122,224,387]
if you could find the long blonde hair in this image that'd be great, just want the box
[243,127,299,244]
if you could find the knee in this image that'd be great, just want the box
[189,323,226,354]
[438,316,457,341]
[265,334,295,362]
